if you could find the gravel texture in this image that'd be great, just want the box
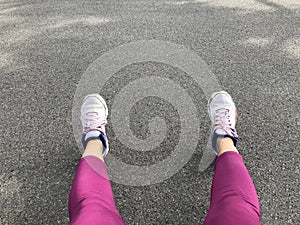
[0,0,299,224]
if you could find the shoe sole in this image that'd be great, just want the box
[82,94,109,120]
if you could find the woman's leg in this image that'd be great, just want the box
[203,138,261,225]
[204,91,262,225]
[68,140,125,225]
[68,94,125,225]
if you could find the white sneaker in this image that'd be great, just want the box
[80,94,109,157]
[208,91,238,155]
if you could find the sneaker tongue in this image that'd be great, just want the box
[215,129,227,135]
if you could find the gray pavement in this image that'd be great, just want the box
[0,0,299,224]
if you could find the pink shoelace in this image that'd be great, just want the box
[213,108,238,137]
[83,112,106,133]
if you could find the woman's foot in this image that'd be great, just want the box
[80,94,109,157]
[208,91,239,155]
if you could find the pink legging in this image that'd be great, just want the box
[69,152,261,225]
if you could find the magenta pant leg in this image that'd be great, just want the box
[203,152,262,225]
[68,156,125,225]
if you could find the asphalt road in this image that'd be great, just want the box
[0,0,299,224]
